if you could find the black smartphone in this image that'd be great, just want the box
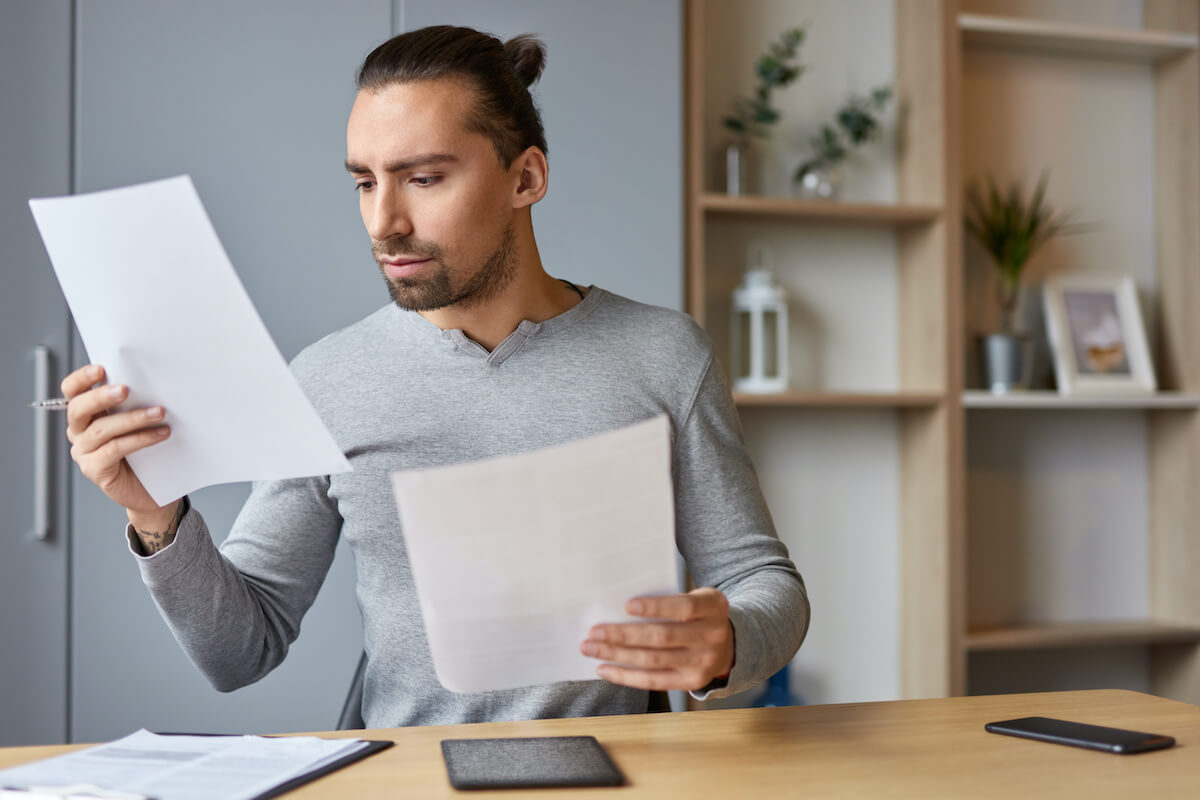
[985,716,1175,754]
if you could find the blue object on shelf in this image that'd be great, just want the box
[754,663,803,707]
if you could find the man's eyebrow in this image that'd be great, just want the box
[343,153,459,173]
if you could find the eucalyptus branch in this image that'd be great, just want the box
[794,86,892,179]
[723,27,806,140]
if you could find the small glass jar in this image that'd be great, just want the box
[793,161,843,200]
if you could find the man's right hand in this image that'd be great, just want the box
[62,364,180,540]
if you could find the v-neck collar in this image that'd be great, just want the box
[395,287,604,365]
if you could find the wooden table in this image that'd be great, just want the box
[1,690,1196,798]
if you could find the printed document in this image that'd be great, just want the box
[0,729,371,800]
[390,415,679,693]
[28,176,350,504]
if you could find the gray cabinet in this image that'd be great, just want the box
[1,0,680,745]
[0,0,73,748]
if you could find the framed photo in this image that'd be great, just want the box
[1043,275,1156,395]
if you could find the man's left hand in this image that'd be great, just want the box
[580,587,734,691]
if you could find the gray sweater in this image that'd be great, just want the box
[130,288,810,727]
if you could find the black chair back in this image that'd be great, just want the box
[337,652,368,730]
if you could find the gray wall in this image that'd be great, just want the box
[1,0,681,745]
[401,0,684,311]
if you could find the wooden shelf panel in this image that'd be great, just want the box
[959,14,1199,62]
[735,391,943,408]
[966,621,1200,652]
[962,390,1200,410]
[699,193,941,225]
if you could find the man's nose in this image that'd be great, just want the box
[367,187,413,242]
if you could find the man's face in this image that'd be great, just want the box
[346,79,518,311]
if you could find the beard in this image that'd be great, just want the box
[374,224,517,312]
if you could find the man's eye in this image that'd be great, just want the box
[412,176,441,187]
[354,180,375,192]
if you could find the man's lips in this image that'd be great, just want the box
[381,257,432,279]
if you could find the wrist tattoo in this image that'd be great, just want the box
[136,500,185,554]
[138,528,169,554]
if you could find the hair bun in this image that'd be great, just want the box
[504,33,546,88]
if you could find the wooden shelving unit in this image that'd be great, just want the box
[686,0,961,704]
[956,0,1200,705]
[685,0,1200,708]
[958,13,1198,61]
[966,621,1200,652]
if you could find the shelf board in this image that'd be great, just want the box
[735,391,943,408]
[699,193,941,225]
[959,13,1199,62]
[962,390,1200,410]
[966,621,1200,652]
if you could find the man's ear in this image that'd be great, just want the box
[511,146,548,209]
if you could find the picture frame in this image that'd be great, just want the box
[1042,274,1156,395]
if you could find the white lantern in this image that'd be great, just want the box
[731,242,789,394]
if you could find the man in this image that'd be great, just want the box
[60,25,809,727]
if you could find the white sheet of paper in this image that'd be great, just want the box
[29,175,350,505]
[390,415,679,693]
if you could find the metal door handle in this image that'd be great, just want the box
[33,345,53,541]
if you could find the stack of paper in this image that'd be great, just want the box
[0,729,386,800]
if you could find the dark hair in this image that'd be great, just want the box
[356,25,548,168]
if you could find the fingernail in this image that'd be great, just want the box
[145,406,163,419]
[629,600,644,615]
[581,642,597,657]
[591,627,607,642]
[156,427,170,437]
[108,385,124,399]
[88,365,102,378]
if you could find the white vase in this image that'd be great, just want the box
[725,140,752,196]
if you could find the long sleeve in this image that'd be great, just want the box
[128,474,343,692]
[672,355,810,699]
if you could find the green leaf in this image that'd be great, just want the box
[755,106,780,125]
[757,55,782,84]
[838,107,879,144]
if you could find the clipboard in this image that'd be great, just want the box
[0,731,394,800]
[249,738,393,800]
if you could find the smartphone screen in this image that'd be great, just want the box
[985,716,1175,754]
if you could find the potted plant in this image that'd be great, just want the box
[964,172,1070,393]
[796,86,892,200]
[722,27,805,196]
[793,86,892,199]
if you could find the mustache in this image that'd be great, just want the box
[372,237,442,261]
